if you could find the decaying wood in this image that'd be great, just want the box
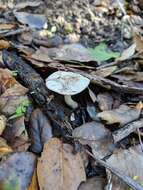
[86,149,143,190]
[112,118,143,143]
[2,50,70,125]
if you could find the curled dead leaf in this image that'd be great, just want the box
[72,122,114,158]
[97,104,141,125]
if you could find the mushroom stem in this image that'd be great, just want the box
[64,95,78,109]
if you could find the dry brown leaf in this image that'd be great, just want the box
[15,1,42,10]
[18,31,33,45]
[10,137,30,152]
[73,122,110,143]
[47,43,95,62]
[0,84,28,116]
[113,72,143,82]
[0,137,12,155]
[0,4,7,10]
[31,44,95,63]
[0,23,16,30]
[132,72,143,82]
[117,43,136,61]
[0,68,19,92]
[106,147,143,190]
[37,138,86,190]
[30,46,52,62]
[29,109,53,154]
[97,104,141,125]
[0,40,10,50]
[79,177,106,190]
[3,116,28,144]
[97,92,113,111]
[134,33,143,53]
[72,122,114,158]
[95,66,117,77]
[0,115,6,135]
[28,170,39,190]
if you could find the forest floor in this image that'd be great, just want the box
[0,0,143,190]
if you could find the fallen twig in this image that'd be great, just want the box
[112,118,143,143]
[0,27,31,37]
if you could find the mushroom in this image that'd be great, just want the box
[46,71,90,109]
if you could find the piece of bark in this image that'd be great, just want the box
[2,50,70,125]
[112,118,143,143]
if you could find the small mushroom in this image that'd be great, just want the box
[46,71,90,109]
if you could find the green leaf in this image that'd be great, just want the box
[9,100,31,120]
[88,42,120,62]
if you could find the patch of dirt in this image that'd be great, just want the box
[43,0,123,47]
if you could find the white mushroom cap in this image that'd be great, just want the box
[46,71,90,95]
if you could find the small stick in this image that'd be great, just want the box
[86,149,143,190]
[0,27,31,37]
[137,128,143,152]
[112,119,143,143]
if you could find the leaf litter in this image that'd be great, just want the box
[0,0,143,190]
[37,138,86,190]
